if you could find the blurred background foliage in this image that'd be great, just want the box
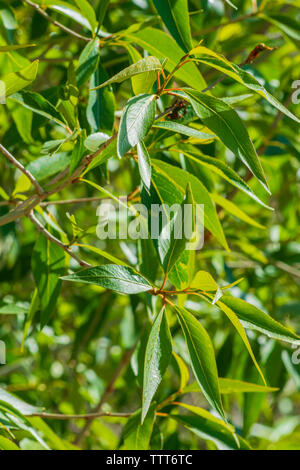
[0,0,300,450]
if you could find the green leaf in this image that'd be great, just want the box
[190,270,218,291]
[261,14,300,48]
[162,182,195,274]
[32,233,66,326]
[221,296,300,345]
[40,2,92,30]
[189,45,300,124]
[0,44,35,52]
[153,121,215,141]
[84,132,110,152]
[142,307,172,423]
[97,0,110,27]
[183,378,278,394]
[173,305,225,419]
[174,89,269,192]
[26,152,70,182]
[1,60,38,97]
[123,404,156,450]
[213,297,267,385]
[62,264,152,294]
[10,91,66,127]
[74,0,97,31]
[69,131,86,174]
[0,436,20,450]
[172,407,250,450]
[87,63,115,133]
[92,56,162,90]
[178,149,272,209]
[0,387,42,416]
[126,46,158,95]
[153,0,192,52]
[152,159,229,250]
[126,28,206,90]
[211,193,265,229]
[173,351,189,390]
[218,378,278,394]
[75,244,130,267]
[117,94,156,157]
[137,140,151,192]
[0,304,27,315]
[76,38,100,87]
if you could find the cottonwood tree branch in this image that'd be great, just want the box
[0,144,44,196]
[40,197,106,206]
[28,211,91,268]
[22,0,91,42]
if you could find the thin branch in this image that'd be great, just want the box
[74,342,137,445]
[0,134,117,228]
[31,411,131,420]
[22,0,91,42]
[40,197,106,206]
[0,144,44,196]
[28,211,91,268]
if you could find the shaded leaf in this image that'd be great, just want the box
[62,264,152,294]
[117,93,156,157]
[153,0,192,52]
[142,307,172,422]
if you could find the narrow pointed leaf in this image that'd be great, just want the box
[125,28,206,90]
[153,0,192,52]
[174,305,225,419]
[62,264,152,294]
[153,121,215,140]
[123,404,155,450]
[221,296,300,344]
[178,149,272,209]
[162,183,195,274]
[2,60,38,97]
[92,57,162,90]
[142,307,172,423]
[189,45,300,123]
[32,234,66,326]
[117,94,156,157]
[173,89,269,192]
[190,270,218,291]
[137,140,151,192]
[152,159,229,251]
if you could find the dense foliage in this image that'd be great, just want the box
[0,0,300,451]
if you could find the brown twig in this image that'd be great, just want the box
[0,134,117,228]
[0,144,44,196]
[22,0,91,42]
[40,197,106,206]
[28,211,91,268]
